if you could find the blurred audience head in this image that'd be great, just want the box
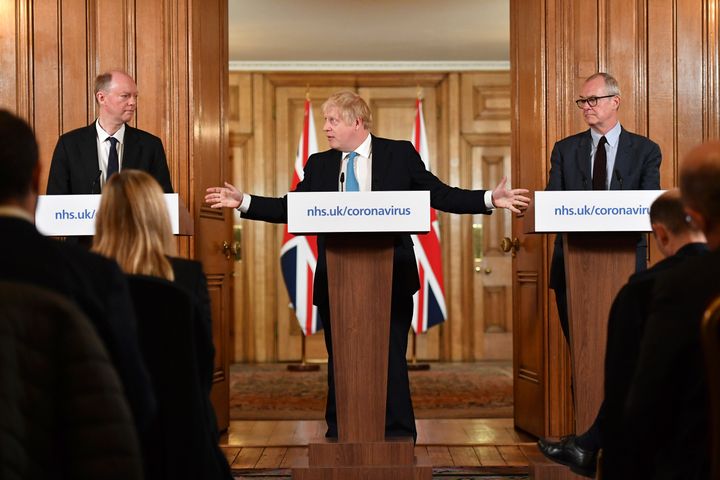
[650,189,706,257]
[680,141,720,248]
[93,170,175,280]
[0,110,39,207]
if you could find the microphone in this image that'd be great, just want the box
[91,170,102,194]
[339,172,345,192]
[614,170,623,190]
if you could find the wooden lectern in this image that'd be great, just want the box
[287,191,433,480]
[527,190,663,479]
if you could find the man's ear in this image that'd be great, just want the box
[685,207,706,233]
[652,223,669,247]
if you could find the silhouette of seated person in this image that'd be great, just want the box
[538,189,708,478]
[0,109,154,434]
[623,142,720,479]
[92,170,231,480]
[701,295,720,480]
[0,281,143,480]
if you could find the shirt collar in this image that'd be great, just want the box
[345,132,372,158]
[0,205,34,223]
[96,119,126,144]
[590,121,621,147]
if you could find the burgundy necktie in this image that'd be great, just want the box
[592,136,607,190]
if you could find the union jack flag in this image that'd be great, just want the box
[411,98,447,333]
[279,98,322,335]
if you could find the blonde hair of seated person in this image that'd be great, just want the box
[93,170,176,281]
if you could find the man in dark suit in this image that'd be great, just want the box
[623,142,720,479]
[538,190,708,478]
[0,109,155,433]
[205,91,530,440]
[47,70,173,194]
[538,72,661,469]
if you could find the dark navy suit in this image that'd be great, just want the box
[47,122,173,194]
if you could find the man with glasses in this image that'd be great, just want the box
[539,72,661,477]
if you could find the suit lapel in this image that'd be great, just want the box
[370,135,390,191]
[322,149,342,191]
[610,128,632,190]
[80,123,101,190]
[122,125,140,169]
[575,130,592,190]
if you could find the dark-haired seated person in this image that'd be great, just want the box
[624,142,720,479]
[92,169,231,479]
[538,189,708,478]
[0,109,155,434]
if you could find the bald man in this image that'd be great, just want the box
[623,142,720,479]
[48,70,173,194]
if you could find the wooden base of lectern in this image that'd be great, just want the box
[292,438,432,480]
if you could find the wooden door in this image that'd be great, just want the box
[510,0,553,437]
[192,0,232,430]
[460,73,513,361]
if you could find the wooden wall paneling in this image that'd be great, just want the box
[604,0,647,135]
[676,1,705,163]
[436,76,451,360]
[706,0,720,140]
[229,72,254,362]
[444,73,463,361]
[647,0,678,189]
[59,0,90,143]
[32,0,61,194]
[0,0,32,119]
[94,0,131,76]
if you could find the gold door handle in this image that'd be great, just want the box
[501,237,520,257]
[223,240,242,261]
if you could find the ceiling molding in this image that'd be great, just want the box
[228,61,510,72]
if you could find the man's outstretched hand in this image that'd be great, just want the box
[205,182,243,209]
[491,177,531,214]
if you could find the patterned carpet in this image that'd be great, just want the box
[230,361,513,420]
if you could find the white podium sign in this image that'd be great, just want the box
[287,191,430,234]
[534,190,665,232]
[35,194,181,236]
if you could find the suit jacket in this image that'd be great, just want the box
[47,122,173,194]
[600,242,708,479]
[0,216,156,432]
[242,135,490,306]
[169,257,214,395]
[624,248,719,480]
[546,127,661,289]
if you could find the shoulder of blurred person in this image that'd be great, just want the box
[0,215,156,431]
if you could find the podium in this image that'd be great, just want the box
[287,191,433,480]
[35,194,193,236]
[530,190,663,435]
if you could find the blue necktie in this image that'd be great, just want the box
[107,137,119,179]
[345,152,359,192]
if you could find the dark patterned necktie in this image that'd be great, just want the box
[107,137,119,179]
[592,136,607,190]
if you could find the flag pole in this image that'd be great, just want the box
[287,333,320,372]
[407,330,430,371]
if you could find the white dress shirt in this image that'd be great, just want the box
[95,120,126,187]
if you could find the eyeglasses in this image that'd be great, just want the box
[575,95,616,108]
